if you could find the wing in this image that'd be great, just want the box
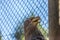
[31,30,45,40]
[32,36,45,40]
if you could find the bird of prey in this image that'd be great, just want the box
[24,16,45,40]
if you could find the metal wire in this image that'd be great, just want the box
[0,0,48,40]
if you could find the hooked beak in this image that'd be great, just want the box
[32,17,40,23]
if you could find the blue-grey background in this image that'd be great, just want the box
[0,0,48,40]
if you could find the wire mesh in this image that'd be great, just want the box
[0,0,48,40]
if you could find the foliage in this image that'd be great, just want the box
[37,23,49,40]
[14,24,23,40]
[0,35,1,40]
[0,31,1,40]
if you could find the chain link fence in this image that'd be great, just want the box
[0,0,48,40]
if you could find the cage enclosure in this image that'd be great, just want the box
[0,0,48,40]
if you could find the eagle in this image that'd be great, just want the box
[24,16,45,40]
